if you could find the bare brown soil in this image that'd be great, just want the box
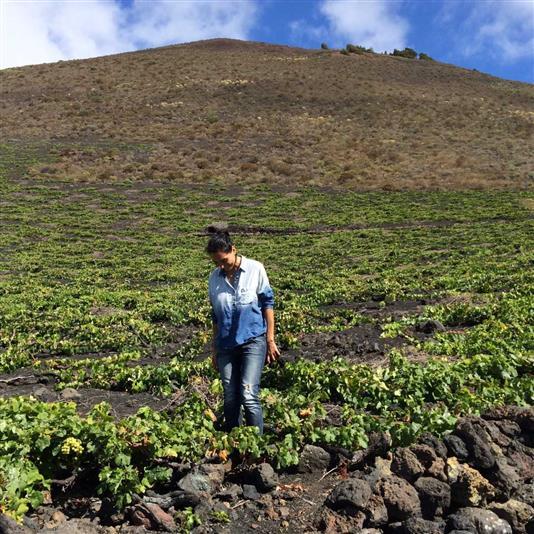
[284,298,450,366]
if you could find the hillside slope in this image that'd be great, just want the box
[1,38,533,190]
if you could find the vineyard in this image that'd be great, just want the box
[0,141,533,532]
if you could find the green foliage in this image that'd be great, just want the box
[0,457,48,520]
[392,48,418,59]
[176,507,203,531]
[418,52,434,61]
[346,44,372,55]
[205,110,219,124]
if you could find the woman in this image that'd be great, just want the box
[206,228,280,435]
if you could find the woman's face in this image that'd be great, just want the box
[209,246,237,270]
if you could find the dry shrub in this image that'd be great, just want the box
[455,155,467,167]
[383,151,404,164]
[267,159,293,176]
[240,162,259,172]
[338,171,354,183]
[165,170,184,180]
[365,147,384,161]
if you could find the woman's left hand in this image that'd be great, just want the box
[266,339,281,364]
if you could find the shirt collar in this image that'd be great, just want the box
[218,255,246,275]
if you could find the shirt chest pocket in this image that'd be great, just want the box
[237,288,256,305]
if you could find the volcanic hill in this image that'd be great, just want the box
[1,38,532,190]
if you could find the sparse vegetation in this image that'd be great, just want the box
[0,38,531,190]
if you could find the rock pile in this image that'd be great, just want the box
[317,405,533,533]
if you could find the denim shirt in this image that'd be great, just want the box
[208,255,274,350]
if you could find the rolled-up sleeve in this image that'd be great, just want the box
[257,264,274,309]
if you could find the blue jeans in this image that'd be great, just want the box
[216,333,266,434]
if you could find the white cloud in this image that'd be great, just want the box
[125,1,257,49]
[0,0,258,69]
[440,0,534,62]
[289,19,324,43]
[320,0,409,52]
[290,0,410,53]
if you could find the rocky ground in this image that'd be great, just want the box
[1,405,532,534]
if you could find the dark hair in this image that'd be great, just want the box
[205,225,233,253]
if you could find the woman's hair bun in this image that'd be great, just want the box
[205,223,233,253]
[206,223,229,236]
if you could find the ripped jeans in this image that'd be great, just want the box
[216,333,266,434]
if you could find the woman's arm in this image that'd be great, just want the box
[262,308,280,364]
[263,307,276,343]
[257,263,279,364]
[211,322,218,371]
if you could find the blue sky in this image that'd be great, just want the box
[2,0,533,83]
